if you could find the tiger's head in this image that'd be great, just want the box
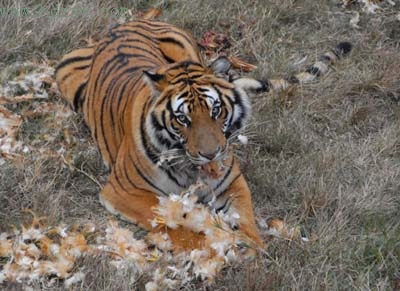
[144,59,267,166]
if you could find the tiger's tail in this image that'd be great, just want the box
[265,41,353,92]
[55,46,95,111]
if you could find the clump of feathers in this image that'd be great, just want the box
[0,184,259,289]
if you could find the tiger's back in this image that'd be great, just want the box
[56,20,203,167]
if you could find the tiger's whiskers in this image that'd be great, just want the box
[156,149,186,167]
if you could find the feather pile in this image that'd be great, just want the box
[0,183,258,289]
[0,61,69,165]
[342,0,396,14]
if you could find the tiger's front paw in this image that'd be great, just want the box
[148,226,207,252]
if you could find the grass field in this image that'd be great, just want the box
[1,0,400,290]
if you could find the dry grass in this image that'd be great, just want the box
[1,0,400,290]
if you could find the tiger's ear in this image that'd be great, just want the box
[143,70,168,97]
[209,56,231,75]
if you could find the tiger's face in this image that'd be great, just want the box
[144,61,264,167]
[169,83,230,165]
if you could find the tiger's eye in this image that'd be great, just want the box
[176,114,190,125]
[211,106,221,118]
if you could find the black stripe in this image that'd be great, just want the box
[319,55,332,63]
[106,79,121,147]
[233,89,245,106]
[157,37,184,48]
[116,74,138,116]
[102,56,131,135]
[215,82,234,90]
[177,91,189,100]
[60,63,91,82]
[117,43,164,63]
[223,173,241,194]
[150,112,164,131]
[170,60,200,70]
[256,79,271,93]
[140,104,160,164]
[164,167,186,188]
[121,157,153,193]
[288,76,300,84]
[113,166,131,193]
[161,51,176,64]
[150,112,173,148]
[108,180,120,195]
[222,89,235,125]
[159,30,197,48]
[128,151,167,195]
[169,73,203,85]
[73,82,87,110]
[142,108,186,188]
[93,36,118,57]
[215,173,242,212]
[140,107,185,188]
[120,78,147,113]
[161,110,178,141]
[216,195,234,213]
[112,29,159,44]
[228,89,247,130]
[306,65,320,76]
[55,55,92,73]
[187,73,203,79]
[75,64,91,70]
[213,156,235,192]
[166,99,174,119]
[98,82,115,164]
[95,57,129,161]
[92,54,121,99]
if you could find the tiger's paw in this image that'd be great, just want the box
[147,226,207,252]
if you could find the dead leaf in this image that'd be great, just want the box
[139,8,162,20]
[0,152,25,163]
[63,129,73,145]
[0,106,22,137]
[83,36,96,46]
[228,56,257,72]
[40,76,55,86]
[20,102,73,119]
[342,0,355,8]
[350,11,360,28]
[0,94,39,105]
[200,31,231,56]
[265,218,302,241]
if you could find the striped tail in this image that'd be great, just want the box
[266,41,353,91]
[55,46,95,111]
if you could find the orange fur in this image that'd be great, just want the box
[56,20,265,251]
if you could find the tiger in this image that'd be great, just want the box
[55,19,352,252]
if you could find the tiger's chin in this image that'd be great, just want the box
[200,160,226,179]
[184,150,231,180]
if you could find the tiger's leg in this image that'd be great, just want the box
[222,173,264,249]
[99,170,207,251]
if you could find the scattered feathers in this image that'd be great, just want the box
[0,184,267,288]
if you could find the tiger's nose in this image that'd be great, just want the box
[199,147,221,160]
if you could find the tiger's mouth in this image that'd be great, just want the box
[157,144,230,180]
[185,144,229,166]
[185,146,231,180]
